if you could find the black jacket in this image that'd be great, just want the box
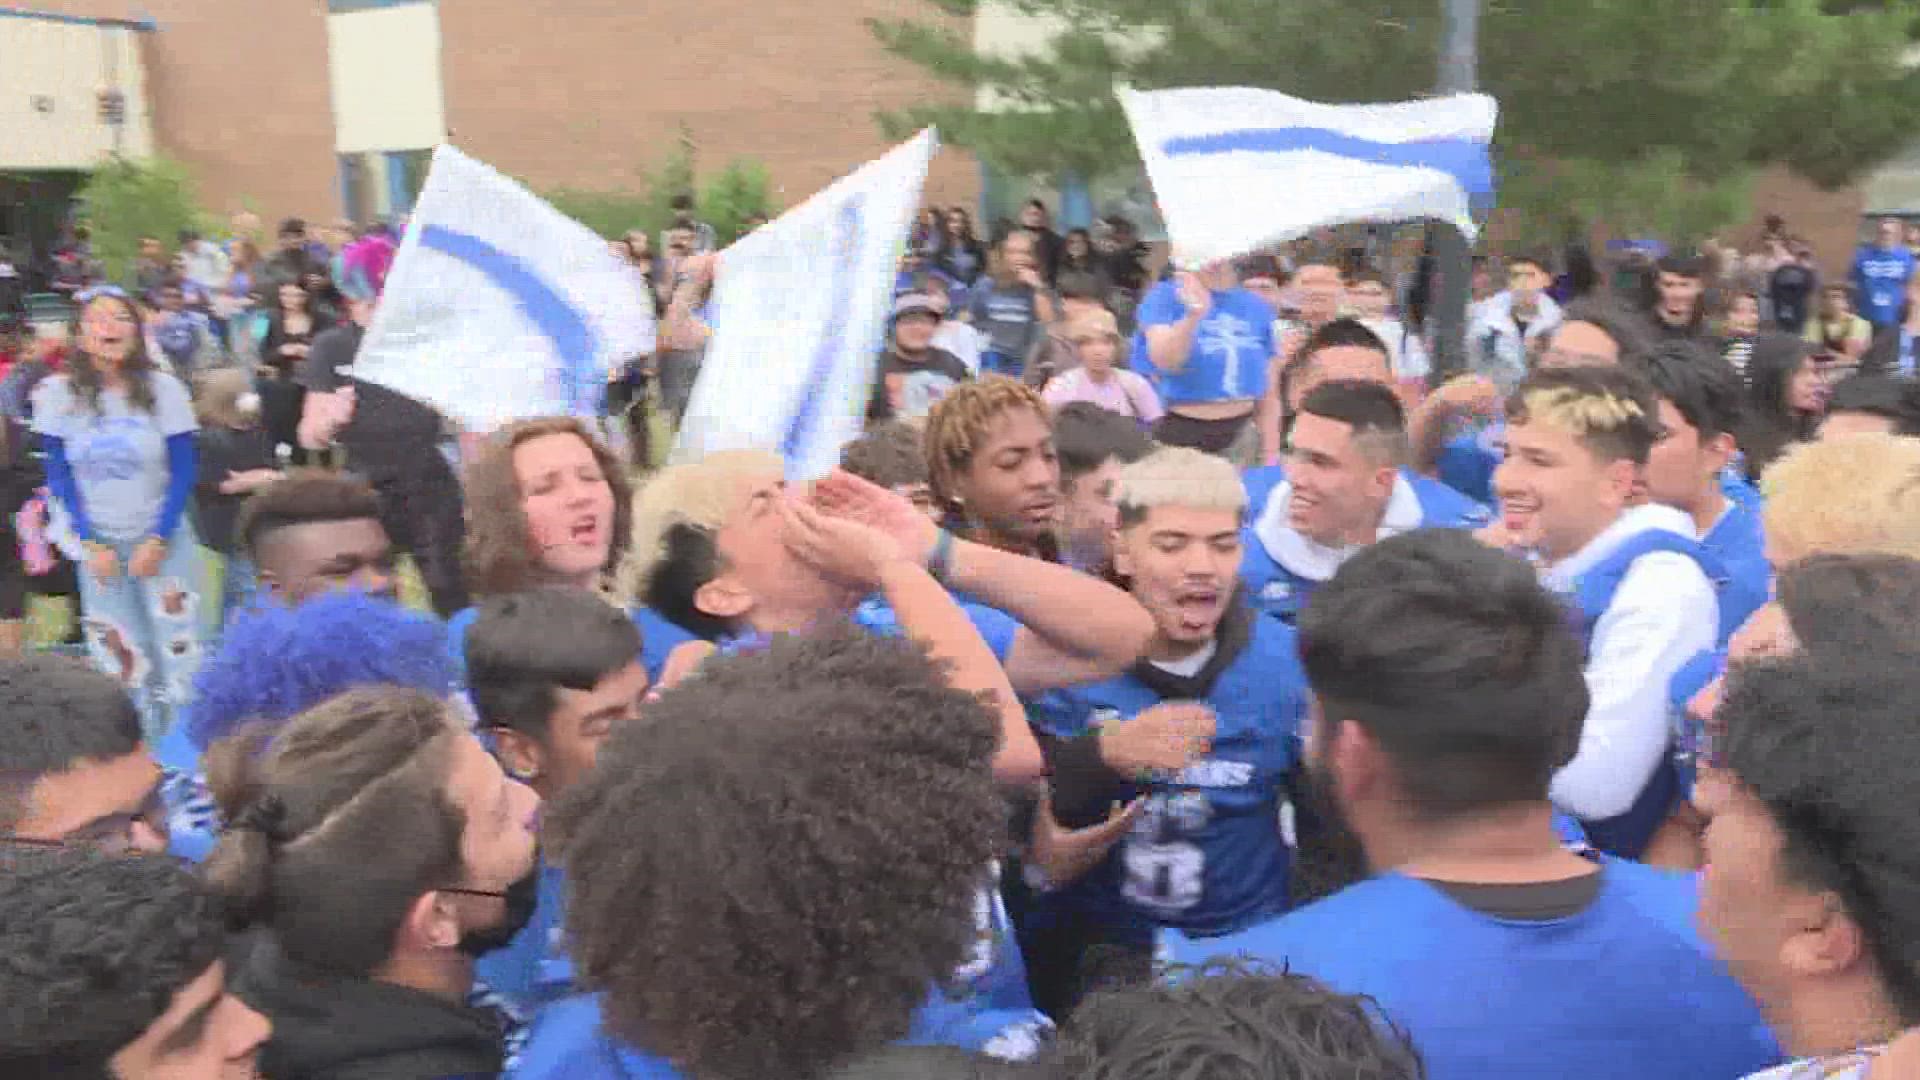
[235,939,506,1080]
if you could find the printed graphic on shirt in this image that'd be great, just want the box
[1195,312,1261,398]
[897,369,962,418]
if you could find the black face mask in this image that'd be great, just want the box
[453,861,541,958]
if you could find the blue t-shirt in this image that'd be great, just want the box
[1853,245,1916,328]
[1171,860,1781,1080]
[513,987,1052,1079]
[1029,615,1305,937]
[1131,279,1276,405]
[475,860,573,1013]
[32,372,197,543]
[1701,497,1769,646]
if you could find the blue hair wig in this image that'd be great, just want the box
[184,591,456,753]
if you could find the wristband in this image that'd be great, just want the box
[926,528,956,585]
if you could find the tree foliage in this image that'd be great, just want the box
[77,156,211,285]
[872,0,1920,241]
[542,136,775,247]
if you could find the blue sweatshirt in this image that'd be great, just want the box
[1852,244,1916,328]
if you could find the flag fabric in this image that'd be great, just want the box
[351,144,655,433]
[1119,87,1498,267]
[675,129,939,482]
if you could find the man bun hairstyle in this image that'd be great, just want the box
[202,687,466,976]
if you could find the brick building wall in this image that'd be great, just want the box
[22,0,340,224]
[437,0,980,216]
[1736,166,1867,279]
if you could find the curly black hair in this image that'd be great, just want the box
[1052,962,1423,1080]
[550,625,1005,1080]
[0,849,225,1075]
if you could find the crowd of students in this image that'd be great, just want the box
[6,200,1920,1080]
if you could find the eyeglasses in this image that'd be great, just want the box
[3,788,168,856]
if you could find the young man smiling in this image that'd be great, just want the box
[1243,379,1482,623]
[1493,366,1720,854]
[1628,344,1769,644]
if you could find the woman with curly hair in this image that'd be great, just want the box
[461,416,631,598]
[448,415,690,678]
[514,628,1051,1079]
[32,287,203,738]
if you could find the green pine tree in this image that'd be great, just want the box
[871,0,1920,244]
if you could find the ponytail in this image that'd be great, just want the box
[201,723,279,929]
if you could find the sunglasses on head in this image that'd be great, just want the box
[75,285,131,304]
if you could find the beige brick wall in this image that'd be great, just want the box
[22,1,339,226]
[437,0,979,215]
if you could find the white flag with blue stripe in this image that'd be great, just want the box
[351,144,656,432]
[675,129,938,482]
[1119,88,1498,266]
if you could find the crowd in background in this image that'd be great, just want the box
[4,191,1920,1080]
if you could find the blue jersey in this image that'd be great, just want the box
[512,991,1051,1079]
[1171,861,1781,1080]
[1853,245,1916,327]
[1701,497,1769,646]
[1130,279,1276,405]
[1240,472,1487,624]
[1029,615,1305,936]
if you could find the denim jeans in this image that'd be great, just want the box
[76,530,208,741]
[214,552,258,629]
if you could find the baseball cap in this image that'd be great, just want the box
[892,293,941,321]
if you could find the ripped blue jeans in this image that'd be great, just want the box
[76,531,208,741]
